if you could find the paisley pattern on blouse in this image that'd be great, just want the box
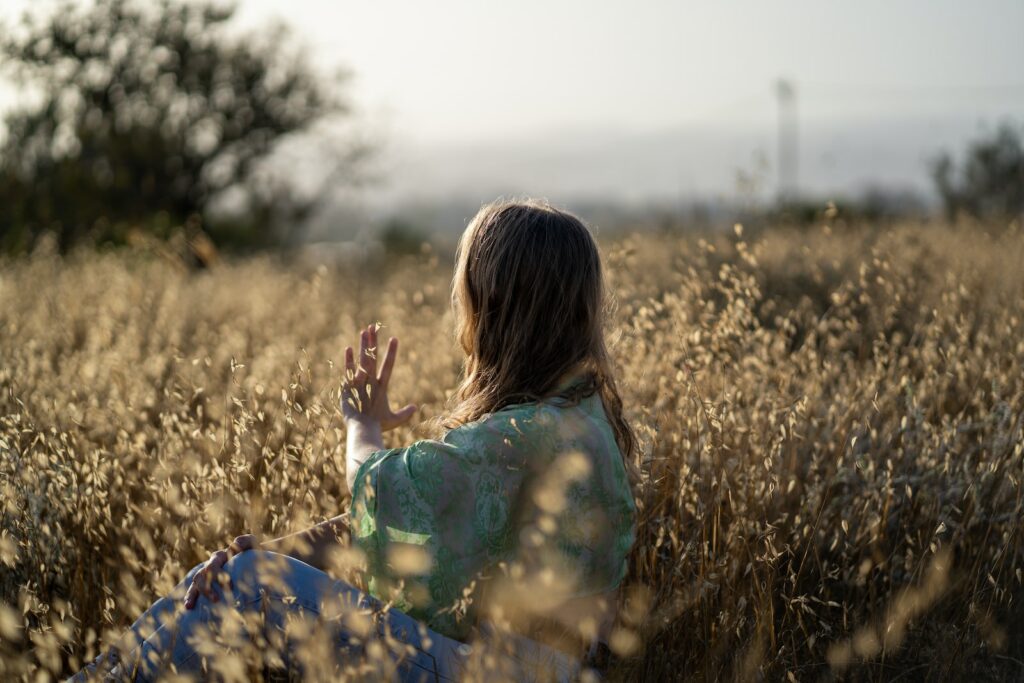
[349,380,636,641]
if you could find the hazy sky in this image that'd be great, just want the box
[234,0,1024,206]
[3,0,1024,207]
[232,0,1024,139]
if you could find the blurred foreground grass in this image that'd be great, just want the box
[1,221,1023,680]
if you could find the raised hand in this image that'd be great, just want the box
[341,324,417,432]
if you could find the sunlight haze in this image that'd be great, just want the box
[4,0,1023,205]
[236,0,1024,142]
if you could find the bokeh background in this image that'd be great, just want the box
[1,0,1022,252]
[1,1,1023,681]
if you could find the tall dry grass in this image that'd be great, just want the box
[1,221,1022,680]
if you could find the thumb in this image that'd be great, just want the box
[394,404,417,424]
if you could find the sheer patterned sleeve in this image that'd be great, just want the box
[347,411,536,636]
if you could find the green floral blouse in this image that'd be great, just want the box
[349,381,636,641]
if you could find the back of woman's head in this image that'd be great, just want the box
[449,198,635,459]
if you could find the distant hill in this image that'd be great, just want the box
[344,111,1001,227]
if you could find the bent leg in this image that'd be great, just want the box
[128,550,370,680]
[73,551,472,682]
[67,562,207,682]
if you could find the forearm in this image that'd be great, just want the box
[263,419,382,569]
[345,417,384,491]
[260,515,350,572]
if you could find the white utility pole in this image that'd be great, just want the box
[775,79,798,203]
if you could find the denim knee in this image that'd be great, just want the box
[224,550,303,602]
[221,550,263,599]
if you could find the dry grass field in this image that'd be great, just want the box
[1,220,1023,681]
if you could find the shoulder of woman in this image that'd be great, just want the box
[444,400,553,446]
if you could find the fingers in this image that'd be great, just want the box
[183,550,229,610]
[348,326,389,381]
[392,403,417,426]
[345,325,407,422]
[342,346,361,413]
[204,550,228,600]
[184,581,200,610]
[355,373,370,406]
[184,570,211,610]
[378,337,399,387]
[344,346,355,378]
[359,325,377,377]
[229,534,257,555]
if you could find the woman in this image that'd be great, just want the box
[74,199,637,681]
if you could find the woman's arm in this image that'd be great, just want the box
[184,325,416,610]
[341,324,416,491]
[259,515,351,570]
[345,416,384,491]
[183,517,350,609]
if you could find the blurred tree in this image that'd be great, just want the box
[932,123,1024,222]
[0,0,352,252]
[379,217,430,256]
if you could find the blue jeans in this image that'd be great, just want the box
[90,551,579,682]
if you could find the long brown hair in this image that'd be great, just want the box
[446,198,636,460]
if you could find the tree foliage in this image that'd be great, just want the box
[932,122,1024,222]
[0,0,348,252]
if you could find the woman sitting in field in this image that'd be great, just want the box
[74,200,637,682]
